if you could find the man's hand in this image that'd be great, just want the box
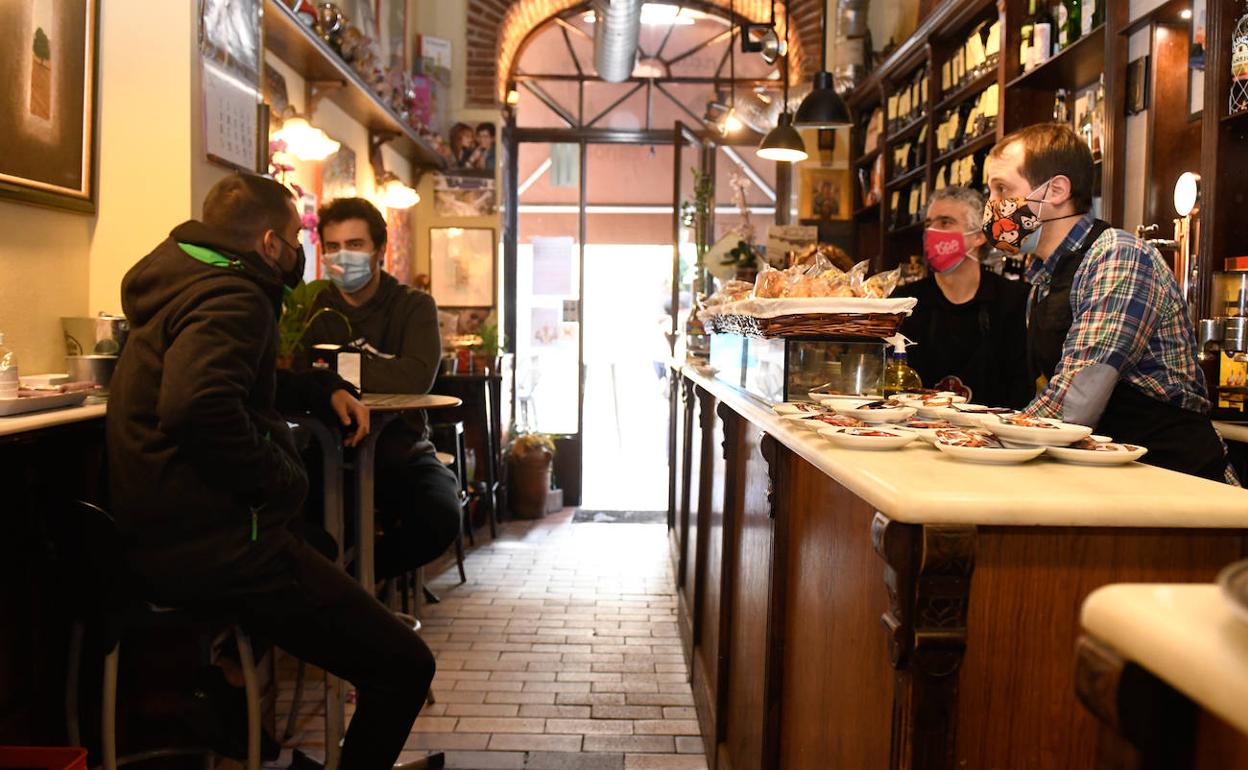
[330,389,370,447]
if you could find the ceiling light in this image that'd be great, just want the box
[793,0,852,129]
[271,116,340,161]
[379,173,420,209]
[757,113,807,162]
[720,108,743,135]
[506,88,520,106]
[1180,8,1192,19]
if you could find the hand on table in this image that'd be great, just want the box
[330,388,370,447]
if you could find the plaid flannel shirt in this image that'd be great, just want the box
[1023,214,1210,419]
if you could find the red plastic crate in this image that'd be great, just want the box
[0,747,87,770]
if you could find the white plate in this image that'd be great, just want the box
[1045,442,1148,465]
[894,419,957,444]
[810,394,877,411]
[985,416,1093,447]
[818,426,918,451]
[833,404,917,423]
[934,441,1045,465]
[773,402,828,415]
[783,413,863,431]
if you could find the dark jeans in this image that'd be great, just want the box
[137,531,434,770]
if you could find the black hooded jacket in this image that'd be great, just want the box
[106,221,349,588]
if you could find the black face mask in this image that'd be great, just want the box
[275,235,305,289]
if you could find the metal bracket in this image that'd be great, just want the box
[306,80,344,116]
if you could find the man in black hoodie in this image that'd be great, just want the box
[300,197,460,580]
[106,174,434,770]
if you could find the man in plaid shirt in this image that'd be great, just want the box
[983,123,1227,480]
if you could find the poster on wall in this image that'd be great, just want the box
[430,227,495,307]
[798,166,851,223]
[0,0,98,212]
[386,206,413,285]
[321,144,357,201]
[433,173,496,217]
[199,0,263,172]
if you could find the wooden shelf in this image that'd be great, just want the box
[932,131,997,167]
[1006,24,1106,92]
[854,202,880,219]
[1223,109,1248,126]
[854,148,881,168]
[886,165,927,190]
[886,114,928,144]
[888,222,924,237]
[936,68,997,113]
[263,0,447,169]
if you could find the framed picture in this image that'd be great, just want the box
[798,166,851,222]
[433,173,496,216]
[430,227,496,308]
[0,0,99,212]
[1126,55,1150,116]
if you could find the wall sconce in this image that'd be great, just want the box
[379,172,420,209]
[271,114,340,161]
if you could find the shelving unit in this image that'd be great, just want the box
[262,0,447,169]
[847,0,1135,270]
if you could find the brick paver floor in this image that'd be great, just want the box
[277,510,707,770]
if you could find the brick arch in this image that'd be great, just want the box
[465,0,825,107]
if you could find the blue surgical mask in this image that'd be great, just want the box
[325,249,374,293]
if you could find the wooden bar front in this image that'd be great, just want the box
[668,368,1246,770]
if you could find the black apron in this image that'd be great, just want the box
[1027,220,1226,480]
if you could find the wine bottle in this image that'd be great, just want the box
[1233,1,1248,115]
[1033,3,1054,67]
[1058,0,1081,49]
[1053,88,1069,124]
[1080,0,1098,36]
[1021,0,1037,72]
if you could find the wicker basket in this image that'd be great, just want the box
[706,312,905,339]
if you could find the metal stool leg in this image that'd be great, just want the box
[102,642,120,770]
[283,657,306,742]
[234,627,261,770]
[66,621,84,746]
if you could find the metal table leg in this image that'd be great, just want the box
[355,413,397,592]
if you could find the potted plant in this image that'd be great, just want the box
[277,280,350,368]
[472,320,501,375]
[506,432,556,519]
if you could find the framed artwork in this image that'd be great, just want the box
[446,121,497,174]
[798,166,851,222]
[0,0,99,212]
[430,227,496,308]
[385,205,413,285]
[321,143,357,200]
[433,173,496,216]
[1126,55,1150,116]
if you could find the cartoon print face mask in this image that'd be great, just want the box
[981,180,1053,255]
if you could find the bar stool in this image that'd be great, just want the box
[57,500,262,770]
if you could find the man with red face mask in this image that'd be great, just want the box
[895,186,1033,408]
[984,123,1228,480]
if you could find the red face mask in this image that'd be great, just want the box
[923,229,973,274]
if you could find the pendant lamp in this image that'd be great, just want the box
[756,0,807,162]
[793,0,852,128]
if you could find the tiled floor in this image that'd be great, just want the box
[279,511,707,770]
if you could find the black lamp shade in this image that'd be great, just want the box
[794,71,852,128]
[757,112,808,162]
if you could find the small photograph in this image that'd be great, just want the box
[433,173,496,217]
[447,121,496,173]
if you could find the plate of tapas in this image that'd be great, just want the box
[984,414,1094,446]
[932,428,1046,464]
[818,425,919,451]
[893,417,957,443]
[1044,438,1148,465]
[773,401,828,416]
[783,412,867,431]
[831,398,917,423]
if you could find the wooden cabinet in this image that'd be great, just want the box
[668,371,1246,769]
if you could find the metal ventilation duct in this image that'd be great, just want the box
[593,0,643,83]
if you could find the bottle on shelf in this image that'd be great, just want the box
[1053,88,1070,123]
[1057,0,1081,50]
[1031,1,1054,70]
[1232,1,1248,115]
[1090,76,1104,162]
[0,333,18,399]
[1021,0,1037,71]
[685,271,710,363]
[1080,0,1103,36]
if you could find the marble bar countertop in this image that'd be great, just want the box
[1082,583,1248,736]
[684,367,1248,528]
[0,401,107,439]
[1215,421,1248,444]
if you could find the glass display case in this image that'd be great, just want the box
[709,332,888,404]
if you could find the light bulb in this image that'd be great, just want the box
[272,116,340,161]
